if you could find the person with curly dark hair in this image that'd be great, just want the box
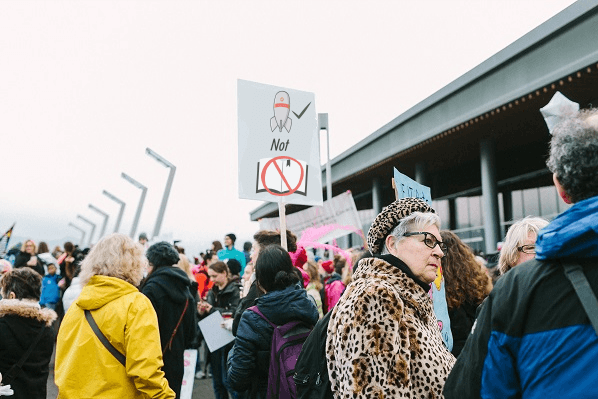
[141,241,197,398]
[440,230,492,357]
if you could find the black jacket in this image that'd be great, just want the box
[204,279,242,319]
[444,258,598,399]
[228,285,319,399]
[14,252,45,276]
[233,279,260,336]
[141,266,197,397]
[0,300,57,399]
[448,301,478,357]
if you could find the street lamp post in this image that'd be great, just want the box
[102,190,126,233]
[89,204,109,239]
[121,173,147,239]
[76,215,96,248]
[68,223,86,246]
[318,113,332,201]
[146,148,176,239]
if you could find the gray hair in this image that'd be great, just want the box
[498,216,549,275]
[382,211,441,255]
[547,109,598,203]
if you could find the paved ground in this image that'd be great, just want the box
[46,344,216,399]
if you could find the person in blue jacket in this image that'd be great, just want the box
[444,101,598,398]
[227,244,318,399]
[217,233,247,276]
[39,264,60,310]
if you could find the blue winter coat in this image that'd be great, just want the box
[227,284,319,399]
[40,274,60,305]
[444,195,598,399]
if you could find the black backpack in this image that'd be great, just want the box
[293,311,334,399]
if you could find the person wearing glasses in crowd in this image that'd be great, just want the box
[14,240,44,277]
[497,216,549,276]
[326,198,455,399]
[444,95,598,398]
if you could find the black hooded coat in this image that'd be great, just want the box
[141,266,197,397]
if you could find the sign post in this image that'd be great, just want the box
[238,80,323,248]
[278,199,287,250]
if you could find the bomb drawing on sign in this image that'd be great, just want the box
[270,91,292,133]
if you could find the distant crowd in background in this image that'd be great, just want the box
[0,96,597,398]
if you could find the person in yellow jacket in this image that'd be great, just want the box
[55,233,175,399]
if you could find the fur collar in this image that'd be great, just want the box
[354,257,433,318]
[0,299,57,326]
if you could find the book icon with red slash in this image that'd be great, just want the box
[256,156,308,196]
[270,91,292,133]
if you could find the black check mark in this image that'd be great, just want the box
[292,102,311,119]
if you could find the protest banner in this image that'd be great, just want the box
[198,311,235,352]
[393,167,431,204]
[238,79,323,249]
[238,79,323,207]
[179,349,197,399]
[258,191,364,245]
[391,168,453,351]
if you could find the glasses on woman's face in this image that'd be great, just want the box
[402,232,448,254]
[517,244,536,254]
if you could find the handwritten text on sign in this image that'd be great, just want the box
[393,167,431,204]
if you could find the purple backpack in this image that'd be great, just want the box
[248,306,313,399]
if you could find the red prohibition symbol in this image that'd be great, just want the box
[261,156,305,196]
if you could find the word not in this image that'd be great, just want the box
[271,138,290,151]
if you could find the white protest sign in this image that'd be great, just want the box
[238,79,323,206]
[393,167,431,204]
[258,191,363,243]
[198,311,235,353]
[179,349,197,399]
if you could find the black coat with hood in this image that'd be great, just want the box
[14,252,45,277]
[0,299,57,399]
[141,266,197,397]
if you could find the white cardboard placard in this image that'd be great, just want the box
[238,79,323,206]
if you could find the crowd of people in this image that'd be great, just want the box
[0,97,596,398]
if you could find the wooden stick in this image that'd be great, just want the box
[278,198,287,251]
[392,178,399,200]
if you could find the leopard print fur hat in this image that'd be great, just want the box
[367,197,435,255]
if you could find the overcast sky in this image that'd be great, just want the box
[0,0,577,255]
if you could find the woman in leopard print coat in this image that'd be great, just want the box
[326,198,455,398]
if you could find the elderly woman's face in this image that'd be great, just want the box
[391,224,444,284]
[515,232,537,267]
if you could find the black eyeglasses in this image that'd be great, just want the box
[517,244,536,254]
[402,232,448,254]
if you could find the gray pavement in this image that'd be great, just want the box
[46,344,216,399]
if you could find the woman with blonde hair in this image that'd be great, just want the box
[14,240,44,276]
[55,233,175,398]
[498,216,549,275]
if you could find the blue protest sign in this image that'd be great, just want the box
[393,168,431,204]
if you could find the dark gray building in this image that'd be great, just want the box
[251,1,598,253]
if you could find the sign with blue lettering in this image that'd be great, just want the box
[393,168,431,204]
